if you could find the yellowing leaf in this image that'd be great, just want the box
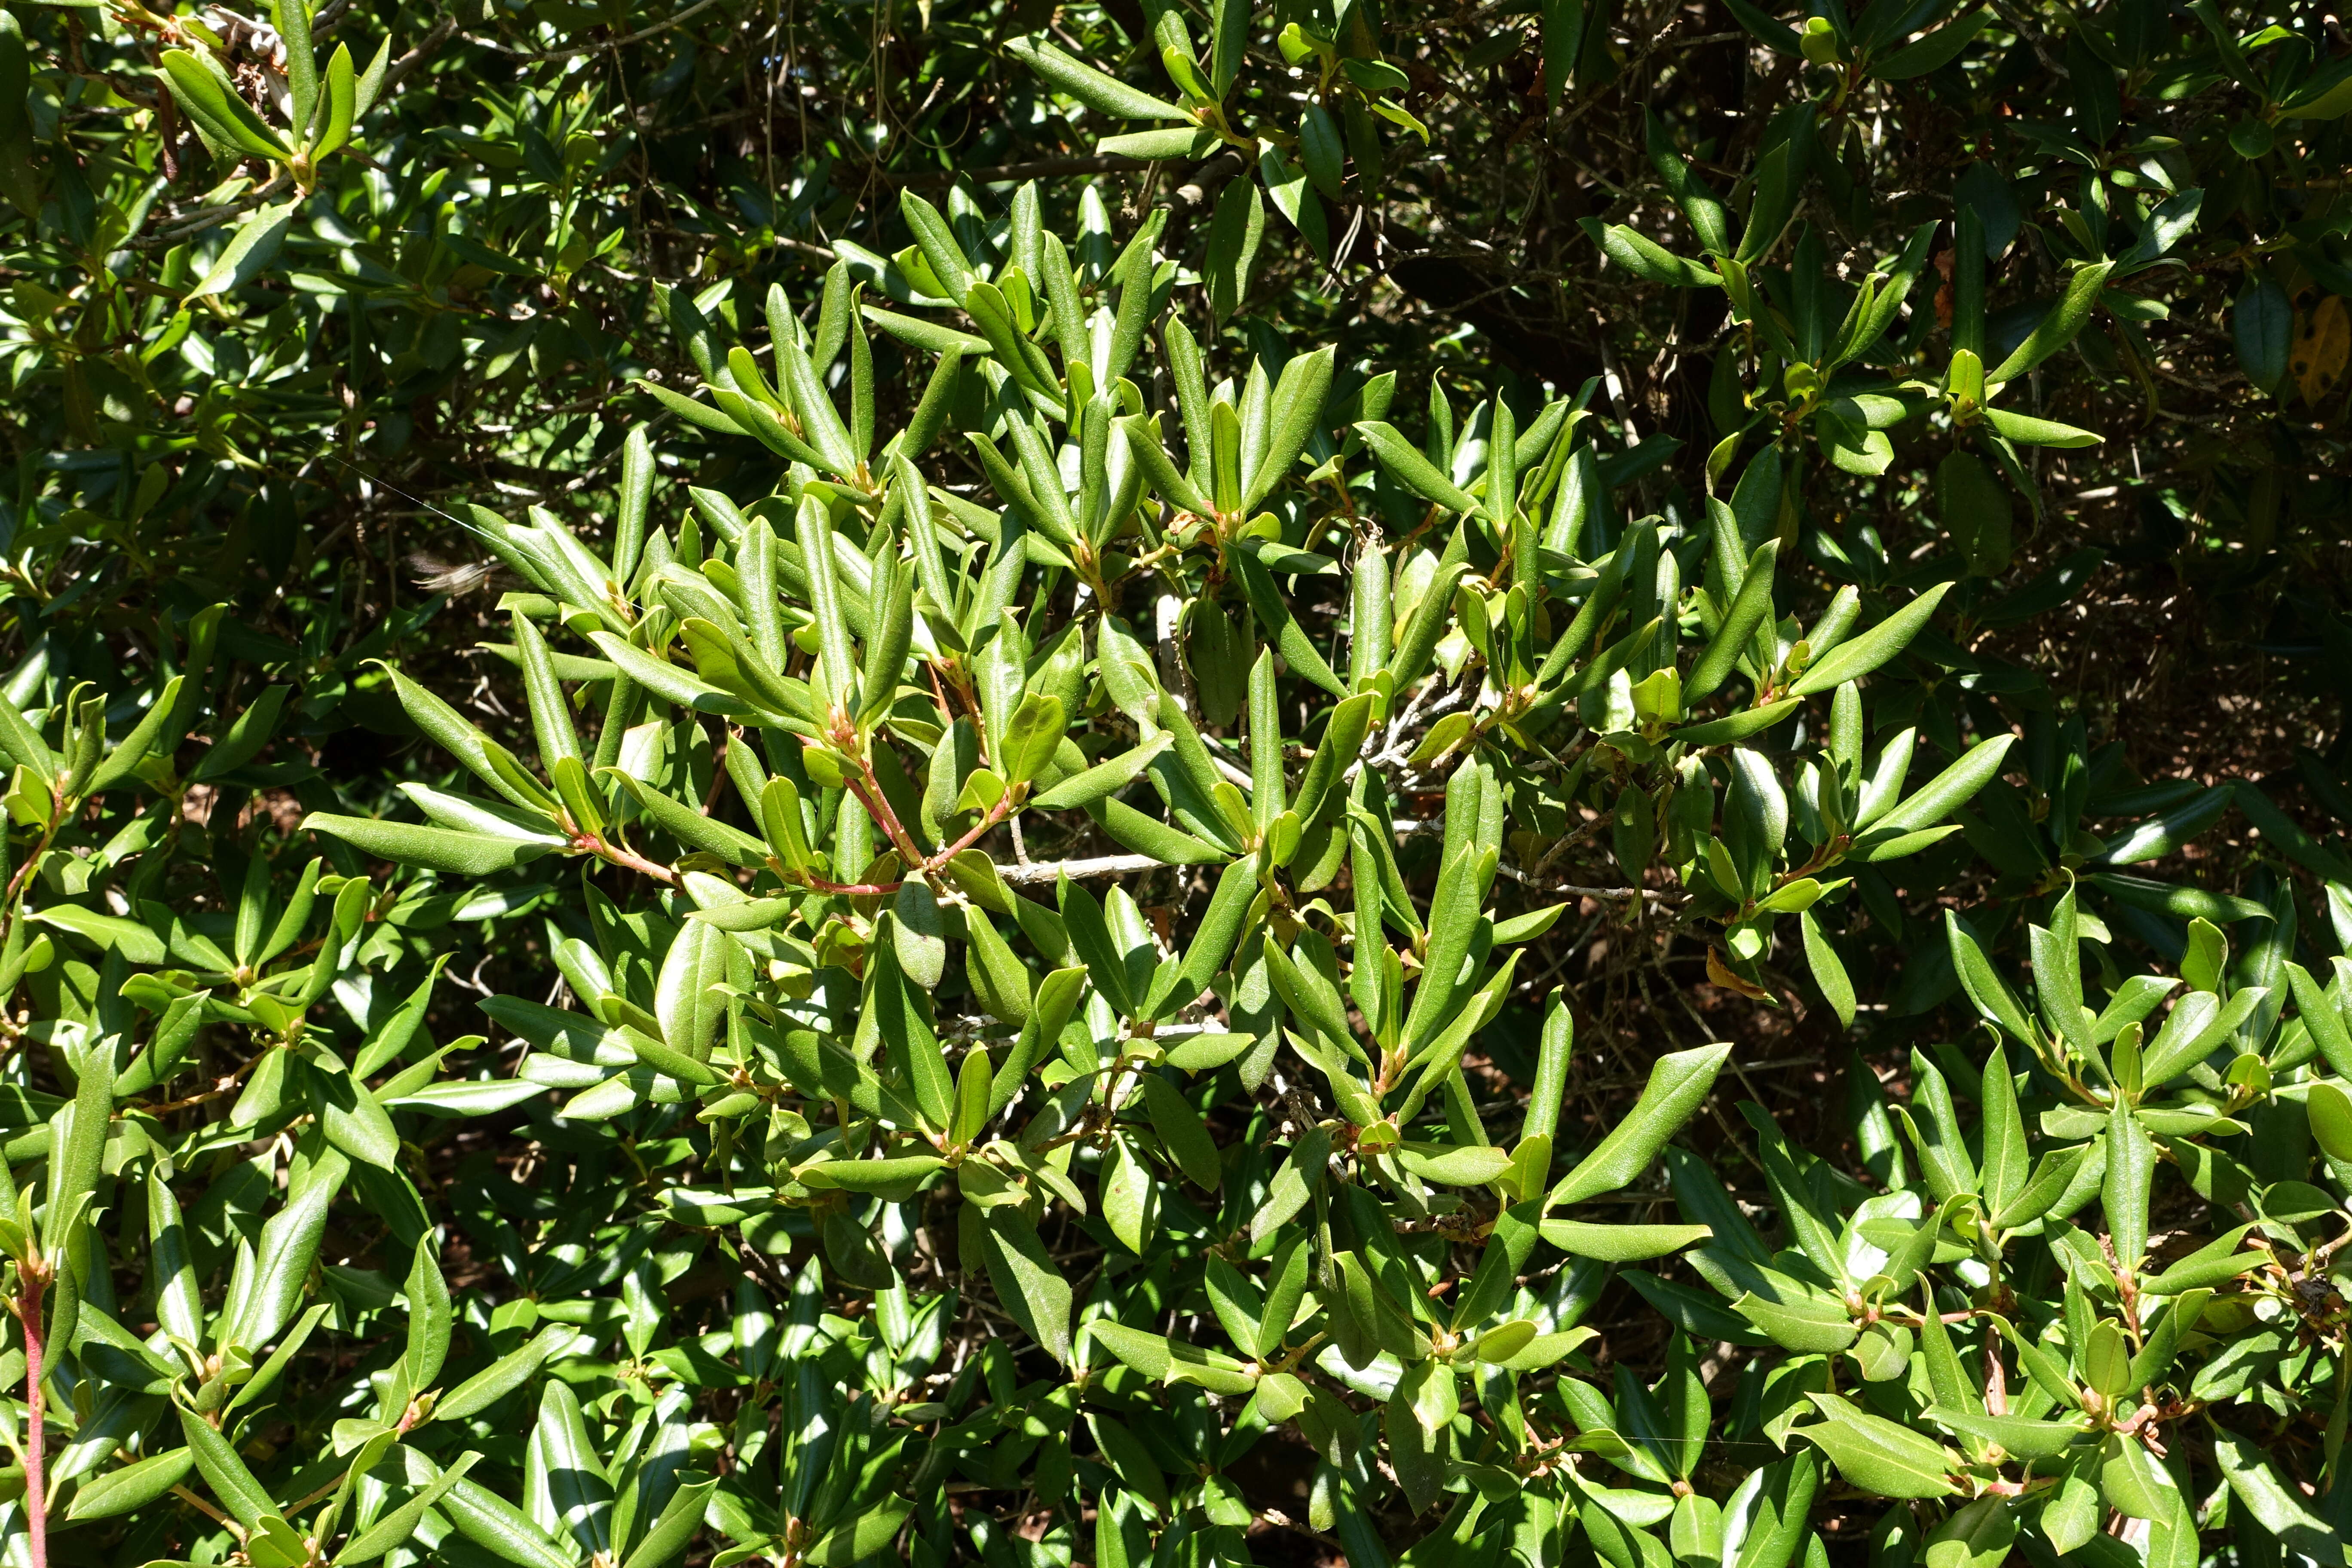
[2292,294,2350,407]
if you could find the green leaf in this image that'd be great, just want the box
[2233,779,2352,882]
[427,1446,576,1568]
[654,916,732,1065]
[1926,1407,2089,1460]
[871,932,952,1128]
[1982,408,2101,448]
[1919,1496,2018,1568]
[2088,872,2273,925]
[2103,1102,2153,1270]
[1724,750,1787,897]
[402,1240,453,1392]
[1001,692,1067,789]
[772,328,861,476]
[2040,1456,2102,1556]
[1988,1142,2092,1231]
[339,1452,484,1562]
[1872,9,1994,79]
[28,903,167,965]
[1978,1042,2028,1217]
[2310,1079,2352,1161]
[1354,421,1480,513]
[1687,540,1778,701]
[1398,842,1488,1057]
[187,201,303,305]
[1290,693,1377,827]
[533,1379,614,1556]
[1006,36,1187,119]
[1548,1043,1729,1206]
[1252,1123,1332,1245]
[1243,346,1336,511]
[161,49,291,159]
[303,1059,401,1169]
[1029,732,1170,810]
[1668,697,1803,747]
[193,683,291,781]
[1798,909,1855,1028]
[976,1206,1074,1363]
[1537,1219,1712,1261]
[84,674,185,794]
[1716,0,1802,52]
[2092,783,2234,867]
[799,1152,946,1194]
[621,1475,717,1568]
[272,0,317,136]
[509,609,582,770]
[179,1406,277,1529]
[67,1445,199,1521]
[46,1047,113,1274]
[1645,110,1730,254]
[1204,179,1264,322]
[1140,1075,1222,1189]
[2139,1222,2259,1295]
[1119,412,1215,514]
[1232,549,1347,697]
[2140,984,2264,1087]
[315,41,358,156]
[794,495,862,717]
[806,1498,913,1567]
[1396,953,1520,1124]
[1087,794,1232,865]
[147,1164,205,1344]
[2099,1431,2173,1520]
[1794,1394,1960,1498]
[1788,581,1951,695]
[1736,135,1805,263]
[303,813,557,876]
[1919,1298,1975,1420]
[1859,734,2017,850]
[1396,1141,1516,1186]
[1390,560,1471,689]
[599,772,769,869]
[1988,262,2115,383]
[2235,278,2292,395]
[432,1325,566,1424]
[1896,1047,1978,1203]
[2211,1426,2346,1559]
[897,190,976,305]
[227,1151,346,1350]
[587,631,754,717]
[1580,218,1721,288]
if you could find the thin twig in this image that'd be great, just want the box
[473,0,726,64]
[383,14,460,94]
[1494,863,1683,904]
[882,154,1162,188]
[17,1268,47,1568]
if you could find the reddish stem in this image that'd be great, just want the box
[585,836,679,886]
[1984,1318,2009,1417]
[802,877,904,896]
[843,770,929,871]
[0,818,61,954]
[576,741,1012,896]
[19,1270,46,1568]
[929,796,1013,868]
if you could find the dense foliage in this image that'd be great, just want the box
[2,1,2352,1566]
